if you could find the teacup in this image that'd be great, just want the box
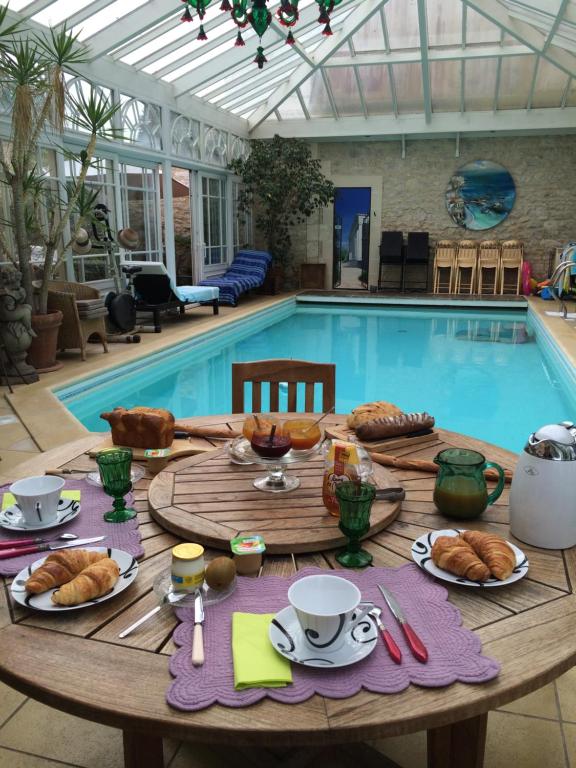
[287,574,374,653]
[9,475,65,527]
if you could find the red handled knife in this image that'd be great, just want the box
[378,585,428,663]
[0,536,106,560]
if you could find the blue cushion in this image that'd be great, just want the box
[199,250,272,306]
[173,285,219,303]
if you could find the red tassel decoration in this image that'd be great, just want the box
[254,45,267,69]
[197,23,208,39]
[318,8,330,23]
[286,30,295,45]
[235,30,245,46]
[322,21,332,35]
[220,0,232,9]
[181,6,193,21]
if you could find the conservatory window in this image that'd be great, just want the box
[202,176,227,268]
[119,163,162,262]
[65,155,117,283]
[204,127,228,167]
[170,113,201,160]
[65,77,114,135]
[120,95,163,150]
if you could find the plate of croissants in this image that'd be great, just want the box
[411,529,529,587]
[10,547,138,611]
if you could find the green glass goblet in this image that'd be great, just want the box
[96,448,137,523]
[335,481,375,568]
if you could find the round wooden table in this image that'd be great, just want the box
[1,413,575,768]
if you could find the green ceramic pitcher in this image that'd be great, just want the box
[433,448,506,520]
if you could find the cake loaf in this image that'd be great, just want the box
[100,406,175,449]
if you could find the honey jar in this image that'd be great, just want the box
[171,543,205,591]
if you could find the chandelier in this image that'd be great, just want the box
[179,0,342,68]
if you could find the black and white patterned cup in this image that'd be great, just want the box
[288,574,374,653]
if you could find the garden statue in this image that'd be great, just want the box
[0,263,39,383]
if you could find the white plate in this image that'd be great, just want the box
[10,547,138,611]
[153,569,237,608]
[269,605,378,668]
[0,497,81,532]
[411,529,529,587]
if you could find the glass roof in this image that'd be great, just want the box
[10,0,576,136]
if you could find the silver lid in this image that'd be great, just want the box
[525,423,576,461]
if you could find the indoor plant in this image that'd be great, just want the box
[228,135,335,290]
[0,6,120,371]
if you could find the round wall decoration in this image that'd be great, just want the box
[445,160,516,231]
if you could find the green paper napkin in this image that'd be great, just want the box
[2,490,81,511]
[232,612,292,690]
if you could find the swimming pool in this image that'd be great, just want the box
[56,300,576,453]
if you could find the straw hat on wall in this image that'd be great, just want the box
[71,228,91,255]
[117,228,140,250]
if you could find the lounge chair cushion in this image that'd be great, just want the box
[173,285,219,303]
[199,250,272,306]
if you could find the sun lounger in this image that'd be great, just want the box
[198,250,272,306]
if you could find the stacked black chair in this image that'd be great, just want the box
[403,232,430,291]
[378,231,404,290]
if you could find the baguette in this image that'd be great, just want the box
[356,412,435,441]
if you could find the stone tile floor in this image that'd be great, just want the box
[0,295,575,767]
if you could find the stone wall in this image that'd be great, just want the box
[276,134,576,287]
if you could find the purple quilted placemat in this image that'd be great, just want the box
[0,479,142,576]
[168,564,500,711]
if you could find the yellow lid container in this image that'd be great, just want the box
[172,543,204,561]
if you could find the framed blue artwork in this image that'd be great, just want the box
[446,160,516,231]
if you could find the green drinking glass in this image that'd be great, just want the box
[335,481,375,568]
[96,448,137,523]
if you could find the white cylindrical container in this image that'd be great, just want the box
[171,543,205,591]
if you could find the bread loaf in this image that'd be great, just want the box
[347,401,403,429]
[356,412,435,441]
[100,406,175,449]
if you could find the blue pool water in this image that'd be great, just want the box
[57,303,576,453]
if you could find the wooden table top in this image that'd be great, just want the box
[1,413,575,749]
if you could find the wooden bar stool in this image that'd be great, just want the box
[454,240,478,294]
[499,240,523,294]
[478,240,501,295]
[433,240,456,293]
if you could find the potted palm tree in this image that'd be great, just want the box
[0,6,120,373]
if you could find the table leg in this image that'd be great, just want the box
[123,729,164,768]
[427,713,488,768]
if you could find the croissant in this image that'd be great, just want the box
[431,535,491,582]
[51,558,120,606]
[461,530,516,581]
[25,550,108,594]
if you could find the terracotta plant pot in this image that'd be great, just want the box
[27,310,64,373]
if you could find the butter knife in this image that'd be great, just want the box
[191,591,205,666]
[378,585,428,663]
[0,536,106,560]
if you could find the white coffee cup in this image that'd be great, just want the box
[288,574,374,653]
[9,476,65,527]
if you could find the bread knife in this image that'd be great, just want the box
[378,585,428,663]
[0,536,106,560]
[191,591,205,666]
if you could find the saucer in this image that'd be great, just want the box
[269,606,377,668]
[0,497,81,531]
[153,569,237,608]
[86,465,145,487]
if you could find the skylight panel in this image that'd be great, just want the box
[75,0,148,41]
[7,0,39,10]
[277,94,306,119]
[497,54,537,108]
[430,60,460,112]
[426,0,462,47]
[33,0,93,27]
[162,33,254,82]
[530,58,569,107]
[392,62,423,113]
[325,67,363,115]
[230,88,276,114]
[385,0,420,50]
[351,14,385,52]
[357,65,394,115]
[465,7,501,44]
[121,23,190,66]
[463,58,498,110]
[299,70,334,117]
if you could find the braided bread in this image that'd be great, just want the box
[346,401,403,429]
[356,412,435,441]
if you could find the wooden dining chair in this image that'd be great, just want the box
[232,359,336,413]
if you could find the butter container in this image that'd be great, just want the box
[145,447,171,474]
[171,543,205,591]
[230,534,266,575]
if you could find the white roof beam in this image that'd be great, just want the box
[112,17,179,60]
[251,107,576,139]
[388,64,398,117]
[462,3,468,47]
[208,56,299,103]
[323,44,532,66]
[21,0,57,17]
[221,69,297,110]
[86,0,177,59]
[248,0,391,129]
[354,65,369,118]
[380,6,391,52]
[462,0,576,77]
[526,56,540,109]
[321,69,339,118]
[561,75,572,105]
[493,55,502,111]
[67,0,119,30]
[460,60,466,112]
[172,0,332,95]
[543,0,570,51]
[269,18,315,67]
[416,0,432,122]
[297,88,311,119]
